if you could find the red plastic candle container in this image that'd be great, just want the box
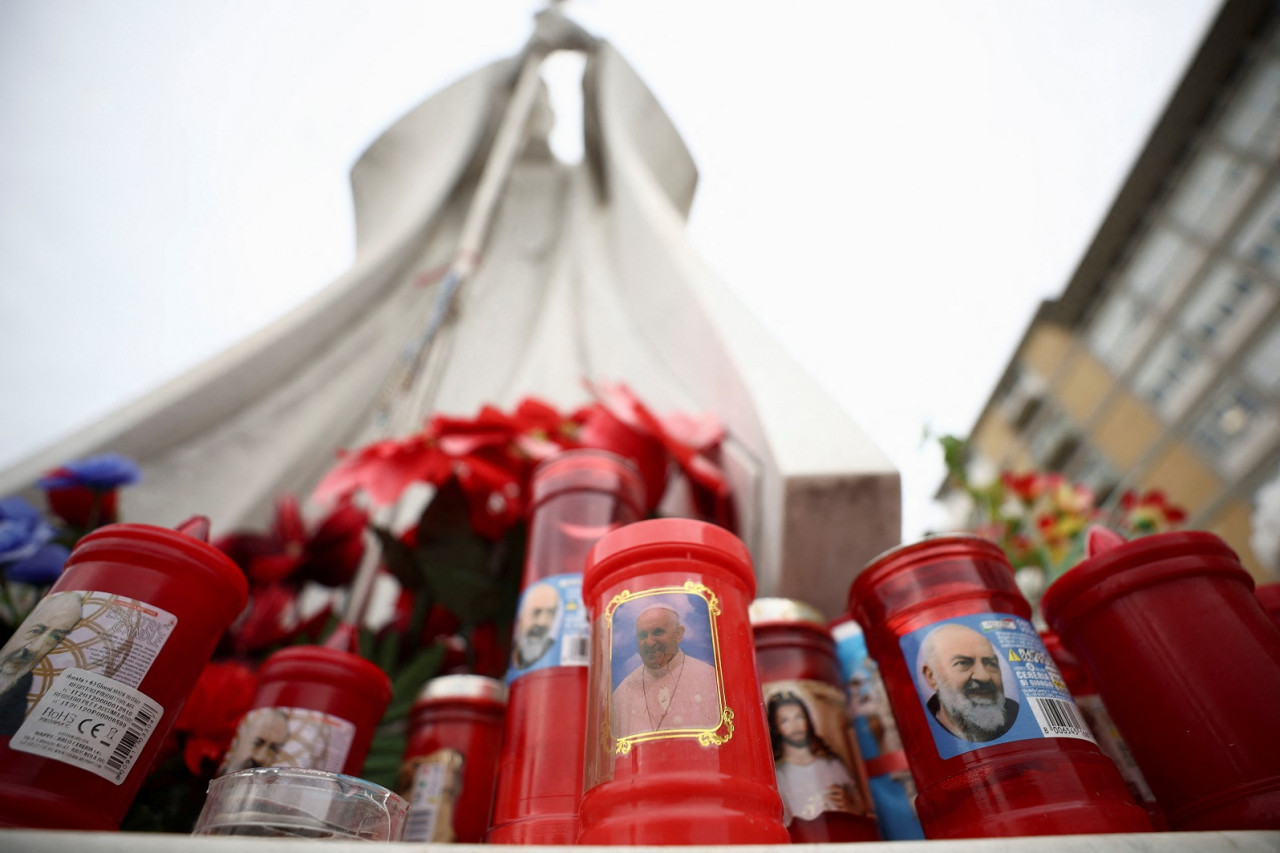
[0,523,248,829]
[487,449,645,844]
[1256,582,1280,630]
[749,597,880,842]
[579,518,790,845]
[848,535,1152,838]
[1040,630,1165,829]
[399,674,507,843]
[1040,530,1280,830]
[220,646,391,776]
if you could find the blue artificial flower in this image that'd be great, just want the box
[5,542,70,585]
[0,496,55,564]
[37,453,141,491]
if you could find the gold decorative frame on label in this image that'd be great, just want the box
[603,581,733,755]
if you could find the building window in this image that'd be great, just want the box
[1189,379,1280,478]
[1086,291,1160,374]
[1180,261,1274,357]
[1121,227,1208,310]
[1243,322,1280,395]
[1027,404,1078,472]
[1165,148,1264,242]
[1232,181,1280,275]
[1131,334,1213,420]
[1218,56,1280,159]
[996,365,1048,430]
[1067,444,1120,506]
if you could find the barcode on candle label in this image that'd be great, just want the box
[562,633,591,666]
[1029,696,1093,740]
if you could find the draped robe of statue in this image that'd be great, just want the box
[0,14,899,618]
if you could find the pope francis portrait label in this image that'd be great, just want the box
[609,593,723,741]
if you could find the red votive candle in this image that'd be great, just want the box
[1040,530,1280,830]
[486,449,645,844]
[749,597,880,842]
[848,535,1152,838]
[1040,630,1165,829]
[399,674,507,843]
[578,518,790,845]
[219,646,391,777]
[0,523,248,829]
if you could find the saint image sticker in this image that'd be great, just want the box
[604,583,730,753]
[763,679,874,823]
[220,706,356,773]
[899,613,1095,760]
[506,573,589,683]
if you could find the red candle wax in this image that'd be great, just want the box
[0,523,248,829]
[1041,530,1280,830]
[486,449,645,844]
[220,646,391,776]
[579,519,790,845]
[750,597,881,842]
[399,674,506,843]
[848,535,1152,838]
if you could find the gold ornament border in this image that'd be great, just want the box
[603,582,732,754]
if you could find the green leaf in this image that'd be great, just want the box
[385,643,446,722]
[425,560,508,625]
[374,525,422,591]
[417,476,474,544]
[374,627,401,675]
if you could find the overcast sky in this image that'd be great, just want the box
[0,1,1221,538]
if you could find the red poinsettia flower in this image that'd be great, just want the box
[302,496,369,587]
[215,495,368,588]
[228,582,336,657]
[574,401,667,510]
[576,382,733,527]
[427,398,582,540]
[314,435,452,506]
[171,660,257,776]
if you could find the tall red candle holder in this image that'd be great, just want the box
[486,449,645,844]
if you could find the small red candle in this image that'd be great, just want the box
[579,519,790,845]
[1041,530,1280,830]
[849,535,1152,838]
[0,523,248,829]
[220,646,391,777]
[749,597,880,842]
[399,674,506,843]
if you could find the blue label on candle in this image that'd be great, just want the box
[899,612,1096,760]
[506,572,589,683]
